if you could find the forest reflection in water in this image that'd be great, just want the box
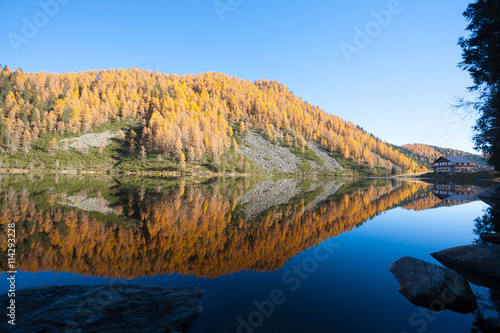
[0,174,487,280]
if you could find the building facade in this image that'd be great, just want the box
[432,156,475,173]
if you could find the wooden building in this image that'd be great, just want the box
[432,156,475,173]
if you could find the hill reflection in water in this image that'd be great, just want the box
[0,175,481,279]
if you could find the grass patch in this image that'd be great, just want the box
[281,142,324,166]
[297,160,314,172]
[330,152,389,176]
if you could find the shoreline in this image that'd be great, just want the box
[1,168,497,184]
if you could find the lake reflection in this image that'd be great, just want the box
[1,175,439,278]
[0,174,498,332]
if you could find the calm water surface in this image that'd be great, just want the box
[0,174,499,332]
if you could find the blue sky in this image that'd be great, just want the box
[0,0,478,153]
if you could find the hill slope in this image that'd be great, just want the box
[0,66,427,174]
[398,143,488,169]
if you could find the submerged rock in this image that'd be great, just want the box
[389,257,477,314]
[480,233,500,245]
[431,245,500,291]
[1,284,204,332]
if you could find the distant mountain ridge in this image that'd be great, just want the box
[397,143,488,169]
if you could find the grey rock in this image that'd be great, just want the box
[62,131,117,150]
[479,184,500,213]
[431,245,500,291]
[478,184,500,199]
[1,284,203,332]
[389,256,477,314]
[480,233,500,245]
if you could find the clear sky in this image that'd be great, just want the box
[0,0,479,153]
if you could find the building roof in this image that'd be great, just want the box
[432,156,475,164]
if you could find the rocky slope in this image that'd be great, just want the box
[62,131,118,149]
[239,131,343,173]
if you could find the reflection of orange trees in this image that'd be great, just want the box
[401,195,442,211]
[0,182,427,279]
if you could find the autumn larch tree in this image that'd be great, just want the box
[98,134,106,154]
[179,152,186,172]
[48,138,58,156]
[139,145,147,163]
[129,139,136,155]
[22,129,31,153]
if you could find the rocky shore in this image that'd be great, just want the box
[432,245,500,291]
[390,257,477,313]
[1,284,204,333]
[389,185,500,315]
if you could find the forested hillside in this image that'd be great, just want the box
[0,66,426,173]
[399,143,488,169]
